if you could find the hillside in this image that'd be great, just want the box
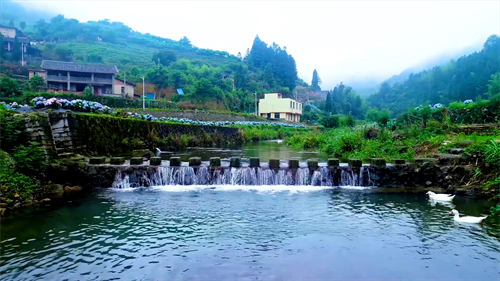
[0,1,304,112]
[367,35,500,117]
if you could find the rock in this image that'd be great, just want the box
[348,159,362,168]
[41,198,51,203]
[110,157,126,165]
[288,158,300,169]
[150,157,162,166]
[210,157,222,167]
[425,181,433,186]
[170,157,181,166]
[89,157,106,164]
[307,159,319,170]
[47,184,64,195]
[131,149,154,159]
[414,158,438,164]
[370,158,386,167]
[230,157,241,168]
[249,157,260,168]
[269,159,280,170]
[327,158,340,167]
[189,157,202,166]
[13,202,21,209]
[434,153,461,165]
[130,157,143,165]
[448,148,465,154]
[64,186,82,192]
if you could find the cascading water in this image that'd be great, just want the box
[111,165,372,188]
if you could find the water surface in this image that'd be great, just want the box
[1,187,499,281]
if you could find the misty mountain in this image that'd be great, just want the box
[0,0,55,25]
[349,41,484,97]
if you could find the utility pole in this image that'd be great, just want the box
[142,76,145,111]
[21,43,24,66]
[123,72,126,98]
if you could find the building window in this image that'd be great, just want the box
[121,87,125,94]
[275,113,280,119]
[267,113,271,119]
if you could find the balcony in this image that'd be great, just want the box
[46,75,113,84]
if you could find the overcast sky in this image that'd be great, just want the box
[17,0,500,89]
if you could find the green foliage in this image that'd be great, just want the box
[0,76,21,97]
[153,50,177,66]
[339,114,355,128]
[320,114,339,128]
[83,86,93,96]
[28,75,46,91]
[0,107,29,152]
[54,46,74,61]
[448,95,500,124]
[11,143,47,175]
[324,82,365,119]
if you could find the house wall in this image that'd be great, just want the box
[258,93,302,122]
[0,27,16,38]
[113,79,135,98]
[29,70,46,80]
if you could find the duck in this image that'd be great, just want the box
[277,139,284,144]
[155,147,161,157]
[426,191,455,202]
[450,209,487,223]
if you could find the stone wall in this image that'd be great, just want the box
[23,113,57,159]
[127,109,264,122]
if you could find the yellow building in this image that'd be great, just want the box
[258,93,302,122]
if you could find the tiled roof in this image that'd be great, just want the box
[41,60,119,74]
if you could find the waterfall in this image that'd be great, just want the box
[111,165,372,188]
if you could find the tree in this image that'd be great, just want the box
[152,50,177,66]
[325,91,333,113]
[29,75,46,91]
[237,52,242,60]
[0,76,21,97]
[311,69,322,92]
[19,21,26,31]
[54,46,73,61]
[12,36,21,62]
[9,20,14,27]
[179,36,191,47]
[87,53,103,63]
[0,34,4,59]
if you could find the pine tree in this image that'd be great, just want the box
[325,91,332,113]
[311,69,322,92]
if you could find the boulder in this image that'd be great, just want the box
[64,186,82,192]
[288,158,300,169]
[210,157,221,167]
[269,159,280,170]
[230,157,241,168]
[189,157,202,166]
[170,157,181,166]
[47,184,64,195]
[150,157,162,166]
[348,159,362,168]
[249,157,260,168]
[327,158,340,167]
[130,157,143,165]
[307,159,319,170]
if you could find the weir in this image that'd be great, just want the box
[111,164,372,188]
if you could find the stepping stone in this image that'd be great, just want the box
[130,157,143,165]
[370,158,386,167]
[328,158,340,167]
[448,148,465,155]
[150,157,162,166]
[269,159,280,169]
[249,157,260,168]
[210,157,221,167]
[170,157,181,166]
[230,157,241,168]
[110,157,125,165]
[89,157,105,164]
[288,158,300,169]
[348,159,362,168]
[189,157,202,166]
[392,159,405,165]
[307,159,319,170]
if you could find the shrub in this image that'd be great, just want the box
[11,143,47,176]
[0,107,29,152]
[0,150,41,202]
[363,125,380,140]
[321,114,340,128]
[0,76,21,97]
[339,114,355,127]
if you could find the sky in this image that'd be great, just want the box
[16,0,500,90]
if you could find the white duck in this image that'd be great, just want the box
[276,139,284,144]
[451,209,487,223]
[426,191,455,202]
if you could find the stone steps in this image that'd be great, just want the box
[58,152,75,159]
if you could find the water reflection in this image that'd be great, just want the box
[1,188,499,281]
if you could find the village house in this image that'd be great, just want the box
[258,93,302,122]
[29,60,134,96]
[0,25,41,64]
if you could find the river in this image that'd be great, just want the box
[1,142,499,281]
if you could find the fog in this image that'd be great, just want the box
[17,0,500,90]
